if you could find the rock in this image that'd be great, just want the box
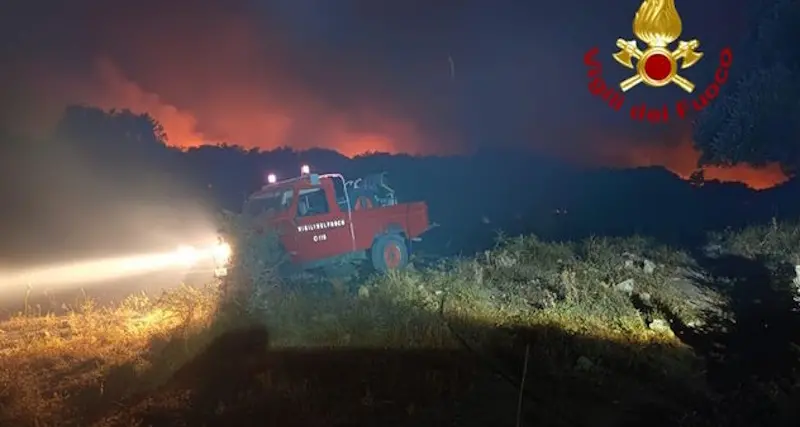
[574,356,594,372]
[702,243,723,257]
[614,279,635,295]
[621,253,656,274]
[642,259,656,274]
[622,251,639,260]
[622,252,638,269]
[357,286,370,299]
[687,320,705,329]
[638,292,651,304]
[648,319,673,335]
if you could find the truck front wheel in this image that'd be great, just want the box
[371,234,409,273]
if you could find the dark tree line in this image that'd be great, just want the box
[693,0,800,174]
[2,103,799,262]
[5,0,800,258]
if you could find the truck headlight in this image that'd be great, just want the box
[212,241,232,265]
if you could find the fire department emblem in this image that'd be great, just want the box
[612,0,703,93]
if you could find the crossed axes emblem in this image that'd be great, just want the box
[613,38,703,93]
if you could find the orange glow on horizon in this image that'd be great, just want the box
[579,129,789,190]
[10,59,789,188]
[622,139,787,190]
[21,58,426,158]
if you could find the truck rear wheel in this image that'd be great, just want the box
[371,234,409,273]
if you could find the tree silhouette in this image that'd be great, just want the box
[55,106,175,169]
[692,0,800,175]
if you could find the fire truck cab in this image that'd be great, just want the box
[242,167,432,273]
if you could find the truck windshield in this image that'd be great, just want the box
[243,189,294,217]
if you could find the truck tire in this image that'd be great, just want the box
[371,234,409,273]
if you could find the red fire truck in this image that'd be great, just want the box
[241,166,434,273]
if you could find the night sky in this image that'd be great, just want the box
[0,0,786,187]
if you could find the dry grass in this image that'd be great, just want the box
[1,220,798,426]
[710,218,800,264]
[0,285,223,426]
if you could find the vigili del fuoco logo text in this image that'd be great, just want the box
[584,0,732,123]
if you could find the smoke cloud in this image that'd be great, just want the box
[0,0,785,188]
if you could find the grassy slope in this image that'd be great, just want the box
[1,225,798,426]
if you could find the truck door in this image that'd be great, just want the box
[243,187,299,261]
[293,185,354,263]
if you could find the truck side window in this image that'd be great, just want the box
[297,188,330,217]
[244,189,294,217]
[332,177,347,209]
